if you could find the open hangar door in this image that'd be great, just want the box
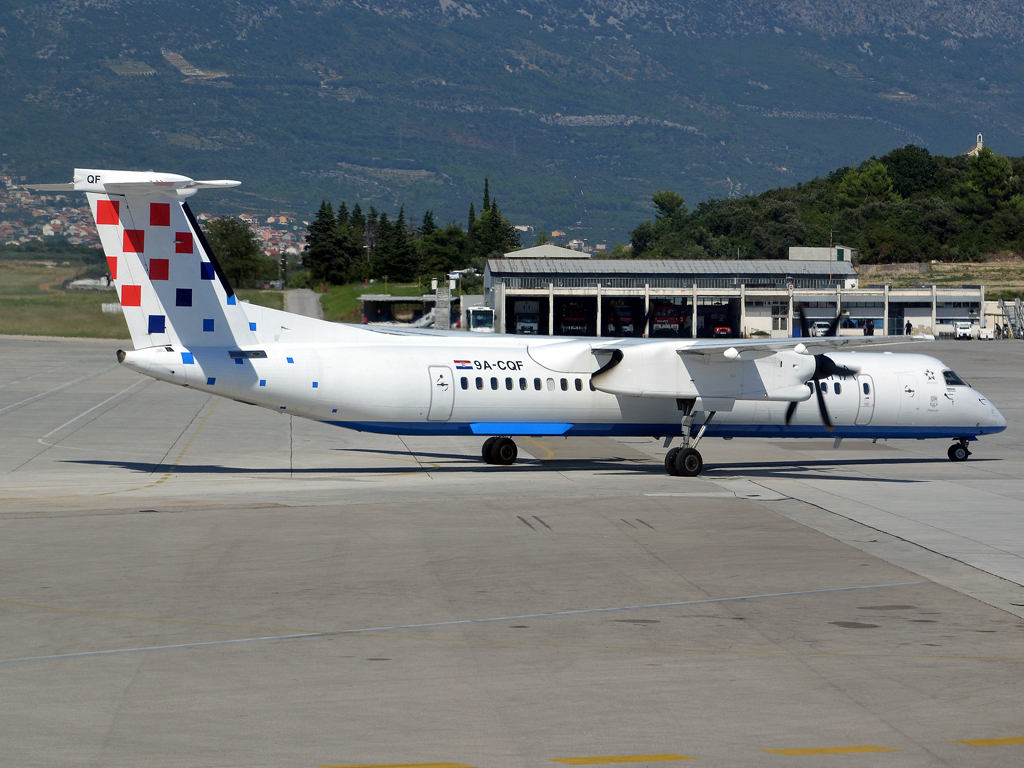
[554,296,597,336]
[601,297,646,337]
[696,297,741,338]
[505,296,550,335]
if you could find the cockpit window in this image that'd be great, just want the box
[943,370,968,387]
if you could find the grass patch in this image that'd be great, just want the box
[0,294,130,338]
[321,282,426,323]
[236,289,285,310]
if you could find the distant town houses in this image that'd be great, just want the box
[0,175,307,256]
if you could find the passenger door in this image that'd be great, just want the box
[855,374,875,425]
[427,366,454,421]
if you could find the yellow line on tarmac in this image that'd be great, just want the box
[152,398,220,485]
[765,745,898,756]
[956,736,1024,747]
[552,756,694,765]
[522,436,555,460]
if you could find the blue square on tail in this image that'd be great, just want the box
[207,377,216,386]
[148,315,165,334]
[203,319,214,332]
[176,288,192,307]
[200,262,215,280]
[249,322,256,331]
[181,352,195,365]
[259,380,266,387]
[227,295,236,305]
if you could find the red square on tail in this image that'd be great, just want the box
[96,199,119,226]
[150,203,171,227]
[149,259,169,281]
[121,285,141,307]
[106,256,117,280]
[175,232,194,254]
[123,229,145,253]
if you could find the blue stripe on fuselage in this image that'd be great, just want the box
[326,421,1006,439]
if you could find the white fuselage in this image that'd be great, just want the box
[120,305,1006,442]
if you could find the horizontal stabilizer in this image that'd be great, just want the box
[32,169,240,199]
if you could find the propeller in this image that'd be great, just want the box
[785,306,859,430]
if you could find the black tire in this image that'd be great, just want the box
[492,437,518,466]
[674,447,703,477]
[665,447,681,476]
[482,436,499,464]
[948,443,970,462]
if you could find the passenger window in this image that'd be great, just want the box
[534,377,542,390]
[819,381,828,393]
[560,378,568,391]
[834,382,842,395]
[589,380,596,391]
[505,377,513,390]
[490,377,498,390]
[943,370,968,386]
[520,377,527,390]
[476,377,484,390]
[547,378,555,391]
[461,377,468,390]
[862,382,870,395]
[575,378,582,391]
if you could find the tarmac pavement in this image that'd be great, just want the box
[2,335,1023,768]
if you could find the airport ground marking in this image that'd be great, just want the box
[552,755,694,764]
[523,437,556,460]
[320,763,474,768]
[0,364,119,417]
[956,736,1024,747]
[765,746,898,756]
[152,397,220,485]
[36,379,149,446]
[0,632,326,665]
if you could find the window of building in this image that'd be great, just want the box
[771,302,788,331]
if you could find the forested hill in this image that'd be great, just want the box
[4,1,1024,244]
[629,145,1024,263]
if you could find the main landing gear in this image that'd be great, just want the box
[665,401,716,477]
[947,439,972,462]
[482,436,518,465]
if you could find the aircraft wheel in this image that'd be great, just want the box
[674,447,703,477]
[664,447,681,476]
[481,436,499,464]
[491,437,518,466]
[948,443,971,462]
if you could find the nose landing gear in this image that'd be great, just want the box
[482,436,518,465]
[947,439,972,462]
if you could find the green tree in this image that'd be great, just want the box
[630,220,655,256]
[836,160,899,208]
[533,228,550,246]
[203,217,274,288]
[881,145,939,198]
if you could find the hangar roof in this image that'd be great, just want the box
[486,259,856,277]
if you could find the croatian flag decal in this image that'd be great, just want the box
[454,360,473,369]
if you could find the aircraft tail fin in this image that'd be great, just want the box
[76,169,256,351]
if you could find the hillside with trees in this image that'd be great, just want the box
[302,180,521,285]
[630,145,1024,263]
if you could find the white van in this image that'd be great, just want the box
[954,321,973,340]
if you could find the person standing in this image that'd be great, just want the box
[905,320,913,336]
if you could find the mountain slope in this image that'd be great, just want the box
[3,1,1023,243]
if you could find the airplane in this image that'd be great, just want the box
[32,169,1007,477]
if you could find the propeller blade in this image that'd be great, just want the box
[814,379,834,431]
[813,354,859,380]
[825,312,843,337]
[796,305,810,338]
[785,400,799,426]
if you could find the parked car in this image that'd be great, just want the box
[810,321,832,337]
[712,326,732,337]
